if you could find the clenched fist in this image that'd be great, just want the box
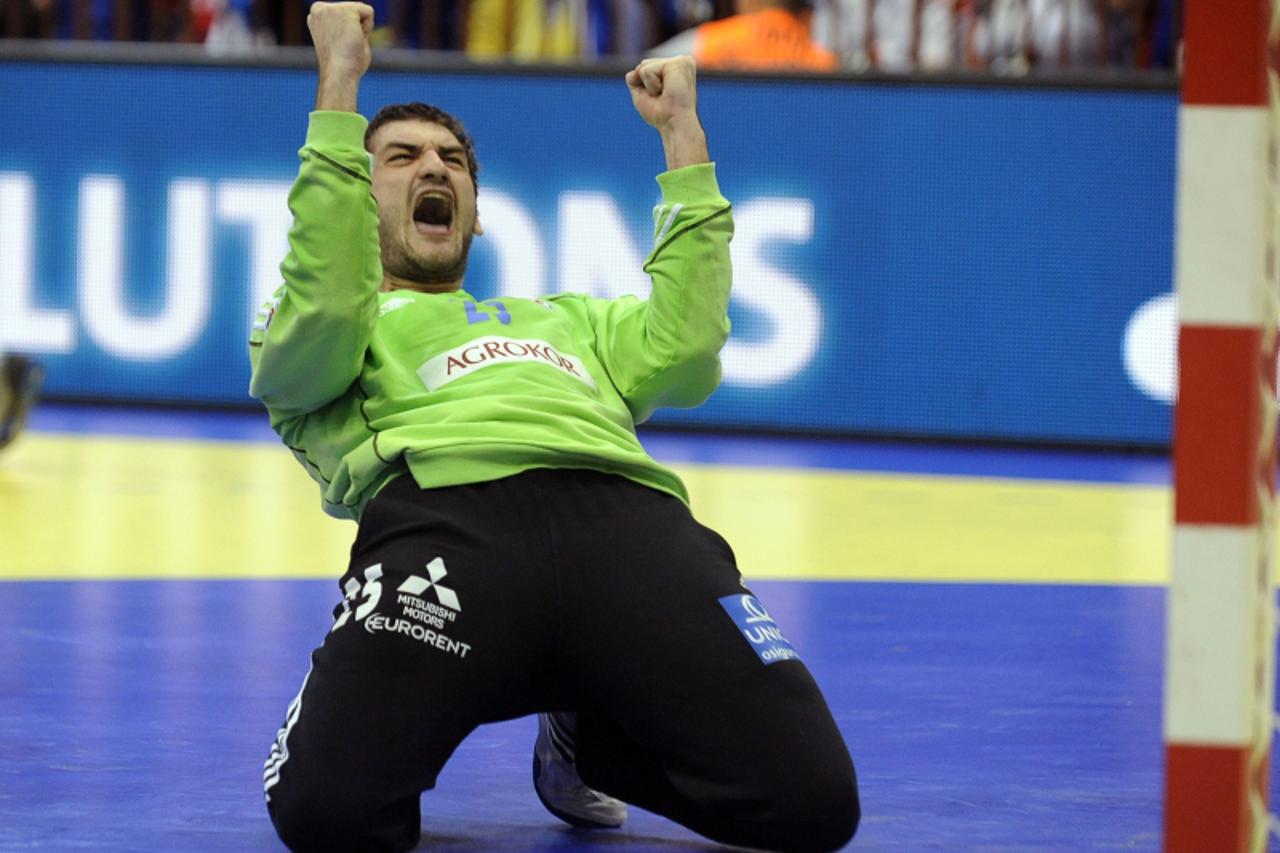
[625,56,698,132]
[308,1,373,111]
[308,1,373,78]
[625,56,709,170]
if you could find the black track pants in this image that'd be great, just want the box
[264,469,859,853]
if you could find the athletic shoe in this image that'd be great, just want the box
[532,712,627,829]
[0,355,42,451]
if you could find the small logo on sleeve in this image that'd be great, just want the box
[253,293,282,335]
[718,594,800,666]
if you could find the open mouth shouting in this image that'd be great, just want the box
[413,189,454,236]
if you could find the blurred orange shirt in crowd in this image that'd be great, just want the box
[694,7,838,71]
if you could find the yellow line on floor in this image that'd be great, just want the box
[0,432,1171,584]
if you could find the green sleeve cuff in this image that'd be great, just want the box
[305,110,371,154]
[655,162,724,205]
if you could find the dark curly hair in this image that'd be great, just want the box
[364,102,480,192]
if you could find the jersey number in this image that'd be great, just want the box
[464,299,511,325]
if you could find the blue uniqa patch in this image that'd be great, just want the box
[718,594,800,666]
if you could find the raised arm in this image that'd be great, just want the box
[311,1,372,112]
[589,57,733,424]
[249,2,381,425]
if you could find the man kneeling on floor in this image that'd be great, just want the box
[250,4,860,851]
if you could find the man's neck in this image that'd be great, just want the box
[380,275,463,294]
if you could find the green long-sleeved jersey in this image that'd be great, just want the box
[249,111,733,522]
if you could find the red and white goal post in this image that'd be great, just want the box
[1163,1,1280,851]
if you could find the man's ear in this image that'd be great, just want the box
[474,215,484,236]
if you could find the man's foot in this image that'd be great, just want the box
[0,356,42,451]
[532,712,627,829]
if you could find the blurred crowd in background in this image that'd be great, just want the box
[2,0,1176,73]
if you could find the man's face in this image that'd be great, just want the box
[369,119,481,290]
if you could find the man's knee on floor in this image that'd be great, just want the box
[755,765,860,852]
[267,785,420,853]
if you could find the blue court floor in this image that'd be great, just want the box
[0,404,1252,851]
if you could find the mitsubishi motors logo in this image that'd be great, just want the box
[331,557,469,659]
[397,557,460,611]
